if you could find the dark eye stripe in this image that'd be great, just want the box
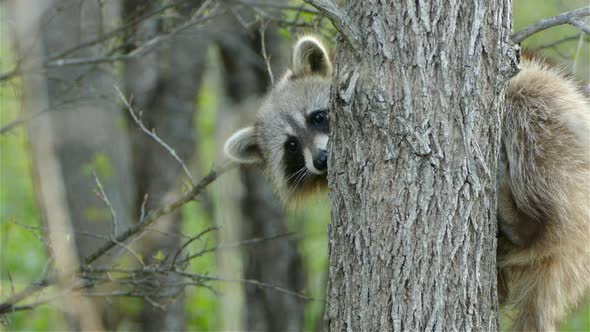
[282,140,306,187]
[308,109,329,131]
[285,137,299,153]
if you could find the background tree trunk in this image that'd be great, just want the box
[35,0,134,261]
[122,1,208,330]
[12,1,105,329]
[325,1,514,330]
[215,12,305,331]
[16,0,134,328]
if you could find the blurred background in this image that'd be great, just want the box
[0,0,588,331]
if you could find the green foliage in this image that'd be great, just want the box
[287,200,330,331]
[81,152,114,179]
[0,66,57,331]
[182,202,220,331]
[514,0,590,80]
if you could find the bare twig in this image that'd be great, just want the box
[573,33,585,73]
[511,6,590,43]
[116,86,194,183]
[0,161,235,316]
[0,0,326,81]
[47,0,199,61]
[0,1,221,82]
[0,68,19,83]
[178,232,295,265]
[259,20,275,86]
[303,0,360,53]
[83,160,235,266]
[536,33,588,49]
[176,271,317,301]
[170,226,218,267]
[140,194,149,223]
[233,0,320,15]
[0,226,305,315]
[92,171,118,238]
[0,108,49,135]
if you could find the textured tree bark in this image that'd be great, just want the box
[325,1,514,330]
[215,12,305,331]
[122,1,208,330]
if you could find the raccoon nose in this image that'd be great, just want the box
[313,149,328,171]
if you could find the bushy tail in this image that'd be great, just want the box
[499,54,590,331]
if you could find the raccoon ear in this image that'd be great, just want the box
[292,36,333,77]
[224,126,263,164]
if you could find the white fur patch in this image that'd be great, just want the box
[315,134,329,151]
[293,112,306,129]
[303,147,324,175]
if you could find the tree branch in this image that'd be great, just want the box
[303,0,360,53]
[511,6,590,43]
[0,161,235,315]
[83,161,235,266]
[116,87,194,183]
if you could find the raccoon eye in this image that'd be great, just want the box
[310,110,327,126]
[285,138,299,153]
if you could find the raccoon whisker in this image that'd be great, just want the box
[294,171,312,193]
[284,168,308,198]
[286,173,306,199]
[285,166,307,183]
[287,169,311,199]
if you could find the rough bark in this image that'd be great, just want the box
[325,1,514,331]
[215,13,305,331]
[122,1,208,330]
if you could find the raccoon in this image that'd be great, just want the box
[223,36,332,203]
[224,36,590,330]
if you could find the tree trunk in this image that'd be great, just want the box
[122,1,208,330]
[12,1,104,329]
[33,0,134,261]
[15,0,134,328]
[325,1,514,330]
[215,12,305,331]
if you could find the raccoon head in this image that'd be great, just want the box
[223,36,333,203]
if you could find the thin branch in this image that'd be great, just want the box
[259,20,275,86]
[176,271,318,301]
[569,18,590,34]
[0,68,19,83]
[233,0,320,15]
[92,171,118,238]
[303,0,360,53]
[0,0,325,81]
[47,0,197,61]
[0,227,303,315]
[140,194,149,223]
[0,109,48,135]
[511,6,590,43]
[0,161,235,315]
[170,226,217,267]
[83,161,235,266]
[0,1,221,82]
[116,86,194,183]
[45,7,221,69]
[573,33,585,72]
[536,33,587,49]
[178,232,296,265]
